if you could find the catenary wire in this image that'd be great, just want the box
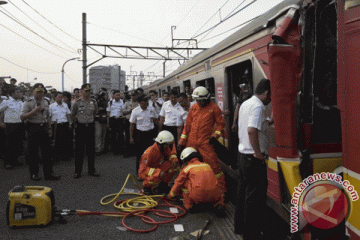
[21,0,81,42]
[0,10,75,56]
[0,56,59,74]
[87,22,165,47]
[0,23,69,59]
[7,0,77,52]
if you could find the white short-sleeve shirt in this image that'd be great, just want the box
[129,105,156,131]
[107,99,124,117]
[0,98,23,123]
[159,101,184,127]
[238,95,269,154]
[50,102,71,123]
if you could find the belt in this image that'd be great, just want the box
[53,122,68,126]
[78,122,94,127]
[109,116,124,119]
[28,122,46,126]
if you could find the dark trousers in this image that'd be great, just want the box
[234,153,268,240]
[52,122,70,160]
[0,127,6,158]
[109,118,124,154]
[27,123,54,177]
[75,123,96,174]
[163,125,178,146]
[5,123,24,166]
[124,119,131,155]
[135,128,156,172]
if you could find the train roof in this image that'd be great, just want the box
[152,0,301,86]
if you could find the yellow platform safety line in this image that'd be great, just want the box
[278,158,303,197]
[99,174,164,217]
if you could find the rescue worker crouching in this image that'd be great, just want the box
[138,130,180,195]
[167,147,225,217]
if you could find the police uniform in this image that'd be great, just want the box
[71,84,99,178]
[21,84,60,180]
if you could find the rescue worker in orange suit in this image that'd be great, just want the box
[167,147,225,217]
[138,130,180,195]
[177,86,226,194]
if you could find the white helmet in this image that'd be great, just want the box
[192,86,210,100]
[155,130,174,144]
[180,147,197,161]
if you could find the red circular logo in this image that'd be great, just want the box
[302,183,349,229]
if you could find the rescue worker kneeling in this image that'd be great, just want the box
[138,130,180,195]
[167,147,225,217]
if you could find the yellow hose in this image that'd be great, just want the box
[100,174,164,214]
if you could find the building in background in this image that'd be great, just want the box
[89,65,126,94]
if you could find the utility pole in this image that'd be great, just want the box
[82,13,87,85]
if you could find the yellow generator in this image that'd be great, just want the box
[7,186,55,227]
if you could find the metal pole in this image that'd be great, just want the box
[62,57,80,91]
[163,61,166,78]
[82,13,87,85]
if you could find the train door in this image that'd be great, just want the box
[224,60,253,169]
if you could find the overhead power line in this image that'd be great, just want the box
[87,22,165,47]
[0,23,69,59]
[192,0,256,39]
[199,16,259,43]
[0,56,59,74]
[21,0,81,42]
[0,9,75,55]
[7,0,77,52]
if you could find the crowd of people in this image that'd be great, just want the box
[0,76,272,239]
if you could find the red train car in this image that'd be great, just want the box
[143,0,360,239]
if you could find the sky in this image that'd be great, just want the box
[0,0,284,92]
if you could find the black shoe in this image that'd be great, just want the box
[95,152,102,156]
[73,173,81,179]
[143,187,152,195]
[88,171,100,177]
[31,174,41,181]
[5,164,13,170]
[45,174,61,180]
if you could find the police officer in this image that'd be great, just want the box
[21,83,61,181]
[71,84,100,179]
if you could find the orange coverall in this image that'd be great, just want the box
[168,158,225,209]
[138,142,179,189]
[178,102,226,194]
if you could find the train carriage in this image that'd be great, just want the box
[143,0,360,239]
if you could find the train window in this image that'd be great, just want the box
[183,80,191,93]
[195,78,215,98]
[173,86,180,95]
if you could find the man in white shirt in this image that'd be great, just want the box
[50,92,72,161]
[106,90,125,155]
[130,94,157,172]
[159,89,183,146]
[0,88,24,169]
[234,79,271,240]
